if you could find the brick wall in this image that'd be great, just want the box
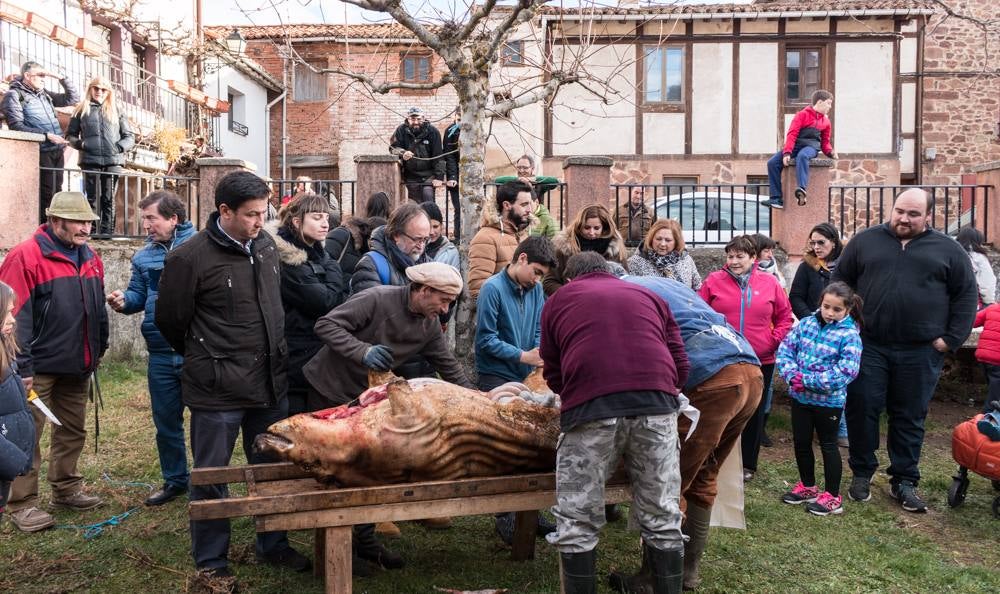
[920,0,1000,185]
[248,40,458,179]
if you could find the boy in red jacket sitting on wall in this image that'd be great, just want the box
[763,90,839,209]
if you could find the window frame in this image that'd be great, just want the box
[642,45,686,106]
[400,54,433,84]
[783,46,825,107]
[501,40,525,66]
[294,61,328,102]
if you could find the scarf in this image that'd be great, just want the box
[725,267,752,289]
[424,236,445,259]
[578,235,612,255]
[642,248,682,277]
[387,238,419,270]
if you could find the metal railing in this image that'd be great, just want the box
[0,19,213,148]
[827,185,992,241]
[611,184,771,247]
[272,179,357,220]
[40,166,199,238]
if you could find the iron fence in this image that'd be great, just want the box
[271,178,357,220]
[40,166,199,238]
[611,184,771,247]
[827,185,991,241]
[0,19,213,148]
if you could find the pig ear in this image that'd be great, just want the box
[368,369,400,388]
[386,378,424,417]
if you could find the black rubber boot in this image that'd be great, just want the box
[607,544,653,593]
[560,549,597,594]
[354,523,405,570]
[682,505,712,591]
[647,545,683,594]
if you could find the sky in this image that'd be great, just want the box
[201,0,755,27]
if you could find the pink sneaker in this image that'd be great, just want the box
[807,492,844,516]
[781,481,819,505]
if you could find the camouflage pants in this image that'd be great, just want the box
[546,414,683,553]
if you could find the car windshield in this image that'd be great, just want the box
[654,196,770,232]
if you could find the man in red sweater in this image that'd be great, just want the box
[763,89,838,209]
[540,251,689,594]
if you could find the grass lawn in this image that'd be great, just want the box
[1,360,998,593]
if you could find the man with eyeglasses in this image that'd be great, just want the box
[1,61,80,223]
[351,202,431,294]
[390,106,445,203]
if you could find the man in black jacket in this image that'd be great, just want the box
[443,108,461,239]
[833,188,977,513]
[1,61,79,223]
[390,107,445,203]
[156,171,309,588]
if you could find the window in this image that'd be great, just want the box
[294,62,327,101]
[502,40,525,65]
[661,175,700,198]
[746,175,770,196]
[228,89,248,136]
[786,48,822,104]
[401,55,431,83]
[644,46,684,103]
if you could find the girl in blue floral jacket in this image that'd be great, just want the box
[777,281,863,516]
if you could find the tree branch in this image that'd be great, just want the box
[317,65,453,93]
[339,0,445,50]
[459,0,500,40]
[491,70,579,117]
[475,0,548,70]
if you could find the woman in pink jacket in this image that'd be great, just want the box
[699,235,793,481]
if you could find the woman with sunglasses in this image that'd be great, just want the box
[66,77,134,235]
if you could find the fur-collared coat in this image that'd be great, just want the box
[467,205,532,300]
[543,228,627,296]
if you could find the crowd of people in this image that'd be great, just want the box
[0,90,997,594]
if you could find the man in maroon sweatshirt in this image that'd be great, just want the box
[540,251,689,594]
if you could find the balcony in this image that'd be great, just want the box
[229,119,248,136]
[0,17,219,163]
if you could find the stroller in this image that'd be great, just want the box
[947,405,1000,518]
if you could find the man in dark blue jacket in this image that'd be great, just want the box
[106,191,195,507]
[1,62,79,223]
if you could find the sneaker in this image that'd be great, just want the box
[256,546,312,572]
[806,492,844,516]
[761,198,784,209]
[781,481,819,505]
[9,506,55,532]
[743,468,755,482]
[847,475,872,502]
[495,512,515,545]
[51,490,103,511]
[889,482,927,513]
[795,187,807,206]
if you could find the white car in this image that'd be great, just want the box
[644,191,771,245]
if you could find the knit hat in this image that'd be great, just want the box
[406,262,463,296]
[420,201,443,223]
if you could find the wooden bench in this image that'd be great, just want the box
[189,462,631,593]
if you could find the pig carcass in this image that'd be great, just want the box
[254,372,559,487]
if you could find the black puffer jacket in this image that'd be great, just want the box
[789,251,838,319]
[156,213,288,410]
[389,121,445,182]
[66,102,135,167]
[270,223,346,389]
[1,76,79,152]
[325,220,372,287]
[443,121,460,182]
[0,363,35,481]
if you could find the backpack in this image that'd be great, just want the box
[367,250,391,286]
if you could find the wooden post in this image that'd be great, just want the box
[313,527,325,578]
[511,510,539,561]
[770,157,833,257]
[194,158,258,230]
[324,526,352,594]
[561,156,614,227]
[0,130,45,250]
[354,154,402,217]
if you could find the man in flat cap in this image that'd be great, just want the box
[305,262,473,409]
[0,191,108,532]
[390,106,445,203]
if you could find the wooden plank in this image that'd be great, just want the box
[511,510,538,561]
[324,526,352,594]
[190,462,312,485]
[256,486,632,532]
[254,478,329,497]
[191,473,567,521]
[244,468,257,497]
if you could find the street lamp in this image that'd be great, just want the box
[224,28,246,57]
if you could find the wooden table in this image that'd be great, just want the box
[189,462,632,593]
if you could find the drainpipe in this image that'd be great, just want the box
[265,90,286,178]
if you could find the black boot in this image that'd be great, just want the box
[353,523,405,569]
[647,545,683,594]
[605,503,623,522]
[608,544,653,593]
[560,549,597,594]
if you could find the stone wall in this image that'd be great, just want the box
[920,0,1000,185]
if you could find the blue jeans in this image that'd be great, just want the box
[148,352,189,489]
[189,401,291,570]
[845,340,944,486]
[767,146,819,198]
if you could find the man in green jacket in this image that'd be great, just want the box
[495,154,558,238]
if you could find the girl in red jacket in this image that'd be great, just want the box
[974,303,1000,411]
[699,235,794,480]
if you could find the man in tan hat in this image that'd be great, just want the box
[0,191,108,532]
[305,261,472,409]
